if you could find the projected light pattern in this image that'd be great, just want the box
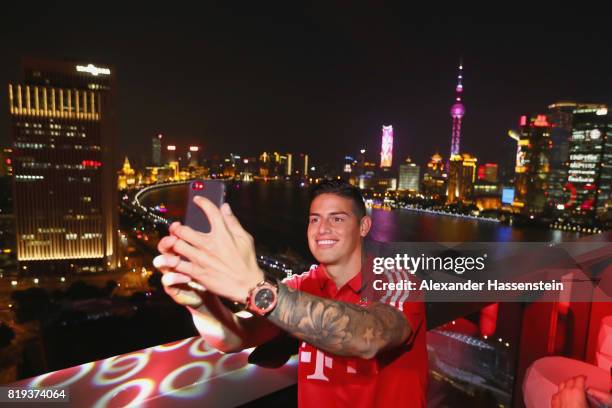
[9,336,297,407]
[92,378,155,408]
[93,351,152,386]
[380,125,394,168]
[158,362,212,398]
[29,362,95,389]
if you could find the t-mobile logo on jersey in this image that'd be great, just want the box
[299,342,357,381]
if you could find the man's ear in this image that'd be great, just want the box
[359,215,372,237]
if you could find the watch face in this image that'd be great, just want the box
[254,288,275,310]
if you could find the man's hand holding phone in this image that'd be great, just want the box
[154,196,264,305]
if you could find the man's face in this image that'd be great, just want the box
[307,193,367,266]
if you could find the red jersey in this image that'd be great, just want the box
[283,264,428,408]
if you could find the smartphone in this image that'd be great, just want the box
[184,179,226,233]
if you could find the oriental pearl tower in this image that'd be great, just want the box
[449,61,465,159]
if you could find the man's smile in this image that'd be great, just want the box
[316,239,338,248]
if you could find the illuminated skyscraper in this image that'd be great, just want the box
[302,154,309,177]
[510,114,552,214]
[446,153,477,204]
[449,61,465,158]
[422,152,447,198]
[9,58,118,273]
[474,164,500,210]
[380,125,393,168]
[166,145,177,163]
[286,153,293,176]
[565,105,610,226]
[547,102,577,209]
[398,158,420,191]
[152,134,162,166]
[188,146,200,166]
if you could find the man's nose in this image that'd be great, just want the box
[317,218,332,234]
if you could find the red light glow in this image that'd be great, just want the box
[520,115,527,126]
[533,115,550,127]
[192,181,204,191]
[82,160,102,168]
[477,166,486,180]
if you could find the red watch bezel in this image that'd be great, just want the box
[246,281,278,316]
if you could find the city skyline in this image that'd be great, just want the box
[0,6,611,167]
[0,9,609,407]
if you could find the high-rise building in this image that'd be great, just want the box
[357,149,366,175]
[302,154,309,177]
[151,134,162,166]
[380,125,393,168]
[166,145,177,164]
[286,153,293,176]
[510,114,552,214]
[474,163,501,210]
[187,146,200,167]
[9,58,118,273]
[547,102,577,209]
[398,158,420,192]
[449,61,465,159]
[565,105,610,226]
[422,153,447,198]
[446,153,477,204]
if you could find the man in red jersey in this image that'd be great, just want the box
[154,179,428,407]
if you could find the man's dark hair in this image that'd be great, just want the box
[310,179,366,219]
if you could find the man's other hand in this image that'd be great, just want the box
[551,375,589,408]
[155,235,206,308]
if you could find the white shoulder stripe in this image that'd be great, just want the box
[282,269,312,284]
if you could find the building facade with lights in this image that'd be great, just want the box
[510,114,552,214]
[398,158,420,192]
[564,105,610,226]
[422,153,447,198]
[9,58,118,274]
[446,153,477,204]
[547,102,577,210]
[477,163,498,183]
[380,125,393,168]
[151,134,162,166]
[473,163,500,210]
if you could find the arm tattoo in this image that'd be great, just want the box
[267,283,411,358]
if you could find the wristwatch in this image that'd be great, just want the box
[246,279,279,316]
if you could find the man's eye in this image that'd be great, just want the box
[309,218,319,224]
[333,217,344,222]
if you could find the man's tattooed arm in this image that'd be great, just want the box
[267,283,412,359]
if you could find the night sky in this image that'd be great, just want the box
[1,4,610,169]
